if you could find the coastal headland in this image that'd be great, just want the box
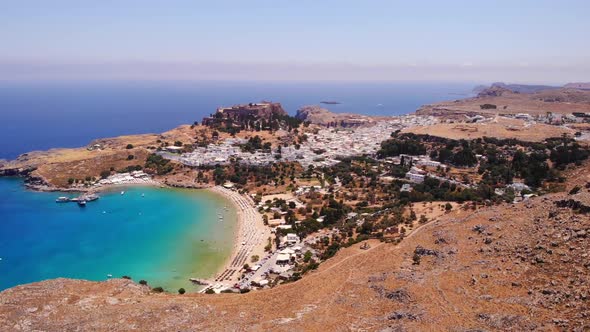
[2,84,590,330]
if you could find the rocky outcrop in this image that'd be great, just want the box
[295,105,373,127]
[564,82,590,90]
[0,166,36,177]
[202,102,288,127]
[476,85,514,97]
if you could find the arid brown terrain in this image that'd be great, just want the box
[2,162,589,331]
[296,105,389,127]
[417,86,590,119]
[404,117,575,141]
[0,123,291,189]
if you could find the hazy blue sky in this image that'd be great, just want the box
[1,0,589,82]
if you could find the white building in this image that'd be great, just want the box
[406,172,425,183]
[285,233,299,245]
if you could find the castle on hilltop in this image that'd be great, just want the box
[201,102,287,127]
[201,102,301,133]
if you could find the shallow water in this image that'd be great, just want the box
[0,178,236,292]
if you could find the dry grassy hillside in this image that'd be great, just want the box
[2,164,589,331]
[404,117,575,142]
[417,88,590,119]
[0,124,292,188]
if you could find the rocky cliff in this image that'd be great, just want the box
[295,105,376,127]
[565,82,590,90]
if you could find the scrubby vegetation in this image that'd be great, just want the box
[144,154,173,175]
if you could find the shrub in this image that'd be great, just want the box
[139,280,148,285]
[412,253,421,265]
[445,203,453,211]
[127,155,134,160]
[126,144,134,149]
[178,288,186,294]
[569,186,581,195]
[145,154,173,175]
[121,275,131,280]
[100,170,111,179]
[303,250,313,263]
[205,288,215,294]
[152,286,164,293]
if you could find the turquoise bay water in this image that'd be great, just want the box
[0,178,236,292]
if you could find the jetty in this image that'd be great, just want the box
[55,193,99,204]
[189,278,210,286]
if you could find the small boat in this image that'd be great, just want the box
[56,197,70,203]
[78,200,87,207]
[121,191,125,195]
[141,193,145,197]
[107,274,113,278]
[84,194,99,202]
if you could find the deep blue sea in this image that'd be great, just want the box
[0,80,475,159]
[0,80,474,291]
[0,178,236,292]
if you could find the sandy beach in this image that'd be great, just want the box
[207,186,271,287]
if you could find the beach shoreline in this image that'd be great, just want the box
[4,170,269,292]
[206,186,270,289]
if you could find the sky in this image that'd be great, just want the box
[1,0,589,83]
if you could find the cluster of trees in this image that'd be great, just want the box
[480,103,497,109]
[240,135,272,153]
[384,134,590,188]
[476,136,588,187]
[548,137,589,169]
[319,198,348,225]
[200,161,298,188]
[144,154,173,175]
[431,144,478,167]
[399,177,492,203]
[377,137,426,158]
